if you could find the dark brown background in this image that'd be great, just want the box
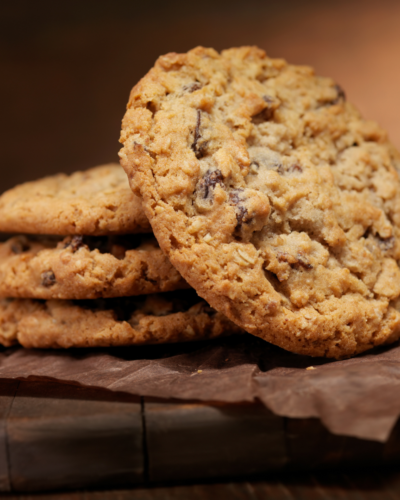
[1,0,400,194]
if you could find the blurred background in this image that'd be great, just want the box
[1,0,400,193]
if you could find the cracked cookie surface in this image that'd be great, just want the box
[0,164,151,235]
[0,234,188,299]
[0,290,242,348]
[120,46,400,358]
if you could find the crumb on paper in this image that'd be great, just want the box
[198,369,203,373]
[306,366,316,371]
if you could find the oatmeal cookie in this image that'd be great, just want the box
[0,290,242,348]
[0,234,188,299]
[120,46,400,358]
[0,164,150,235]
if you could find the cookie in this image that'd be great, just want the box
[0,290,242,348]
[0,164,150,235]
[0,234,188,299]
[119,46,400,358]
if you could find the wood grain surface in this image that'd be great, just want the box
[145,399,286,482]
[1,378,400,496]
[3,381,143,493]
[0,380,19,491]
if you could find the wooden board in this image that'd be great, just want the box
[286,417,387,471]
[0,380,19,492]
[2,380,143,493]
[1,378,400,493]
[145,399,287,482]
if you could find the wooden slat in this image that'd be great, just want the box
[0,379,19,493]
[144,399,287,483]
[285,417,393,471]
[383,418,400,465]
[1,380,400,494]
[339,435,385,469]
[286,418,347,470]
[6,381,144,492]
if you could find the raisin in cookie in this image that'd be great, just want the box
[120,46,400,358]
[0,290,242,348]
[0,164,150,235]
[0,234,188,299]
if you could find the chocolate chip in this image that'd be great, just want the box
[263,95,275,104]
[229,189,250,229]
[331,84,346,105]
[183,82,202,93]
[235,206,249,228]
[197,169,224,199]
[191,110,208,159]
[11,241,29,254]
[64,235,84,252]
[252,96,275,122]
[277,252,291,263]
[250,161,260,170]
[143,145,156,159]
[363,229,395,251]
[70,235,84,252]
[250,156,282,173]
[41,271,56,287]
[229,189,244,205]
[197,140,209,159]
[273,163,302,175]
[377,236,395,251]
[288,164,303,174]
[277,164,284,175]
[296,255,313,270]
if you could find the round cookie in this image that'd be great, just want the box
[0,234,188,299]
[0,164,151,235]
[120,46,400,358]
[0,290,242,348]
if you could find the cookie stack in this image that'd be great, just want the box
[4,46,400,359]
[0,163,242,348]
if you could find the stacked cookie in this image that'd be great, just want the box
[0,164,242,348]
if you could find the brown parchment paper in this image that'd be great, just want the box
[1,334,399,442]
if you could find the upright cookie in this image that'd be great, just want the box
[0,164,150,235]
[0,234,188,299]
[0,290,242,348]
[120,46,400,358]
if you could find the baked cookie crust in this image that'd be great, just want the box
[0,235,188,299]
[0,164,151,235]
[120,46,400,358]
[0,291,242,348]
